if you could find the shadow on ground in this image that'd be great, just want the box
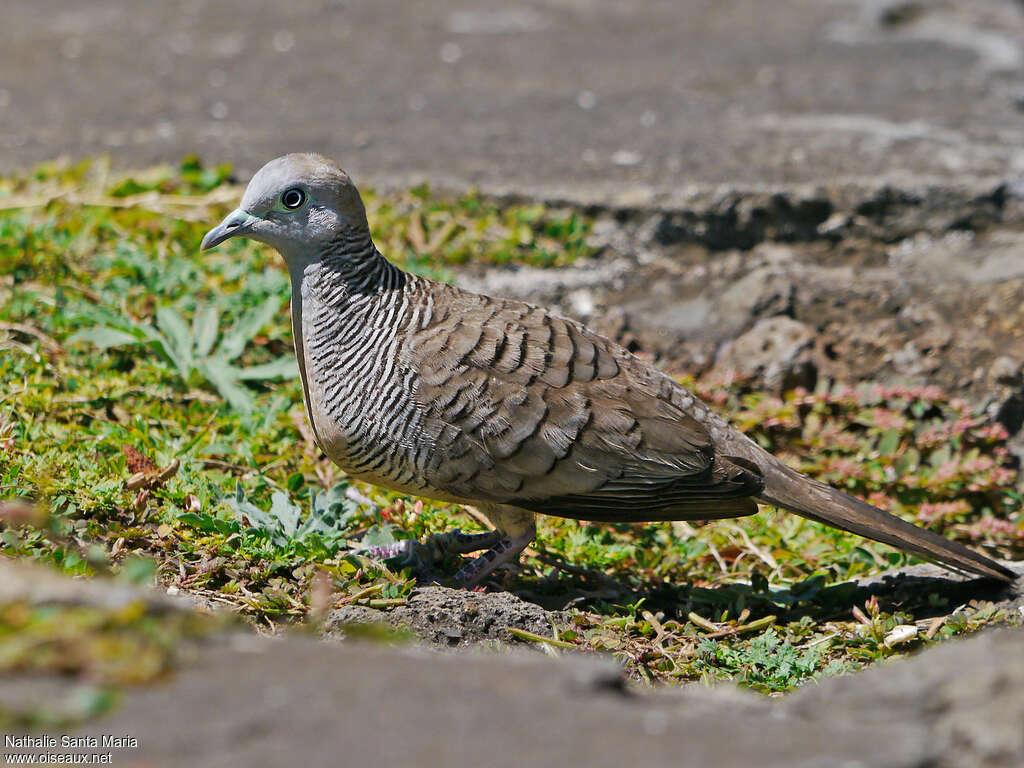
[328,560,1023,648]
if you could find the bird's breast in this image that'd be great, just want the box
[295,286,435,493]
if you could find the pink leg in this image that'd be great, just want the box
[363,529,502,571]
[454,505,537,587]
[454,530,535,587]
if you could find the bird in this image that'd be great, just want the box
[201,153,1015,587]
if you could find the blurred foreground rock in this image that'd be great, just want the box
[3,559,1024,767]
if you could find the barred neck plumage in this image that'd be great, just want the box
[297,226,430,490]
[318,227,406,298]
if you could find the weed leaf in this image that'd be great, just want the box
[217,296,281,361]
[67,327,142,350]
[192,303,221,358]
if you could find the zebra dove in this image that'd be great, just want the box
[201,154,1014,586]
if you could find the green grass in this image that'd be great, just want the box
[1,158,1021,697]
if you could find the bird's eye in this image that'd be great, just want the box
[281,188,306,210]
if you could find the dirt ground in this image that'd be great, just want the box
[2,0,1022,195]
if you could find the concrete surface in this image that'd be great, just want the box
[1,0,1022,201]
[2,559,1023,768]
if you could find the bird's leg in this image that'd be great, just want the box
[454,506,537,588]
[363,529,503,573]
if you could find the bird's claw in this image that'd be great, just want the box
[362,539,431,571]
[453,532,534,588]
[362,529,504,577]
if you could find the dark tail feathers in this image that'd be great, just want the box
[759,461,1015,582]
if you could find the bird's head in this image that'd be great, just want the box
[201,153,368,260]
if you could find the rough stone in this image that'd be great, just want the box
[456,229,1023,405]
[791,629,1024,768]
[991,356,1023,388]
[327,585,558,648]
[3,555,1024,767]
[2,568,1019,768]
[62,635,929,768]
[711,316,818,392]
[2,0,1023,203]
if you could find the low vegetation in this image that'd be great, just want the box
[1,159,1021,701]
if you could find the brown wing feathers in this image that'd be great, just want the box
[411,287,762,519]
[409,282,1012,580]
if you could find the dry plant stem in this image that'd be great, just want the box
[504,627,577,649]
[0,322,63,354]
[925,615,947,640]
[334,583,385,606]
[0,187,239,218]
[688,611,777,639]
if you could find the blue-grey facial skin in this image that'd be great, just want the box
[198,153,368,261]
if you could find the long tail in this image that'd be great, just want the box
[758,461,1016,582]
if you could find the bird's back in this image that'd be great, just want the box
[298,259,762,516]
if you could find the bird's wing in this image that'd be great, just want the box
[406,288,762,521]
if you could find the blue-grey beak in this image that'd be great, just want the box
[200,208,259,251]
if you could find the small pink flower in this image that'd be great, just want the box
[933,461,960,483]
[872,408,907,431]
[916,500,970,523]
[991,468,1016,486]
[977,423,1009,441]
[960,455,994,474]
[963,517,1022,540]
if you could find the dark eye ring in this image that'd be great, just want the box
[282,188,306,209]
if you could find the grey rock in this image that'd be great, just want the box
[791,629,1024,768]
[20,605,1021,768]
[890,231,1024,287]
[712,316,818,392]
[717,267,797,328]
[327,585,557,647]
[4,552,1024,768]
[50,636,919,768]
[615,265,796,355]
[456,258,632,312]
[991,356,1023,388]
[455,224,1022,407]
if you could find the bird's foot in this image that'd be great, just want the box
[454,532,534,588]
[362,529,503,575]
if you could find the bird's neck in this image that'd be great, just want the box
[284,230,408,372]
[322,243,406,298]
[283,229,406,303]
[283,231,409,455]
